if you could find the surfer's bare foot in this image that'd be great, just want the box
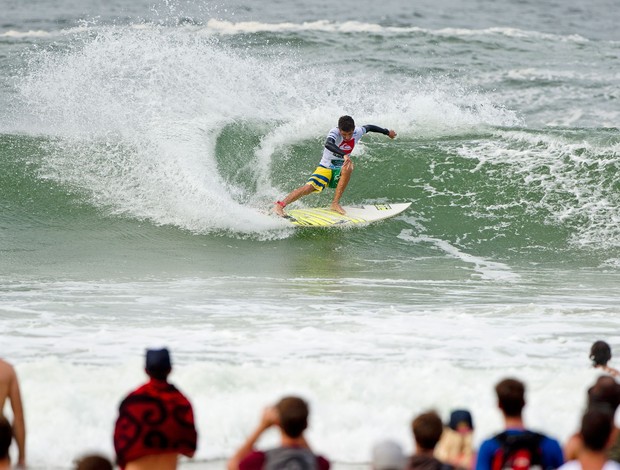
[273,202,286,217]
[330,203,346,215]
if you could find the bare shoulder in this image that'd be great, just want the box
[563,432,583,461]
[0,359,17,382]
[125,453,179,470]
[603,365,620,377]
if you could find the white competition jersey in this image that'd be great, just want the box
[559,461,620,470]
[319,126,367,168]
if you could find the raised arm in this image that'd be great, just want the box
[362,125,397,138]
[227,406,279,470]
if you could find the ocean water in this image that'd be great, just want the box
[1,0,620,468]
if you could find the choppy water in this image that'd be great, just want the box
[1,0,619,468]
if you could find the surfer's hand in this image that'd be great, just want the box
[388,129,397,139]
[343,156,354,170]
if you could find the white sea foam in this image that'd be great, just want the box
[204,19,389,35]
[1,19,593,44]
[0,26,90,39]
[202,19,589,43]
[432,26,588,43]
[0,30,54,38]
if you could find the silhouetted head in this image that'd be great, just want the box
[372,439,406,470]
[587,375,620,411]
[580,407,614,451]
[495,378,526,417]
[590,341,612,367]
[145,347,172,381]
[276,396,309,438]
[412,411,444,451]
[74,454,114,470]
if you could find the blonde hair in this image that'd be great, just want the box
[435,428,474,469]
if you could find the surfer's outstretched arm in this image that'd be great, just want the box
[362,124,397,139]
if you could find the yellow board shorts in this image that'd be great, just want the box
[307,166,341,192]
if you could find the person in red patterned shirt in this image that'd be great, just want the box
[113,348,197,470]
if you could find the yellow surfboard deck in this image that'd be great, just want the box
[285,202,411,227]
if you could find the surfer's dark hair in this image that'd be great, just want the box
[276,396,308,438]
[590,341,612,366]
[338,115,355,132]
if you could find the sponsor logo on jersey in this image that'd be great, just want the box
[340,138,355,153]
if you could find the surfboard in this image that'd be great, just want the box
[284,202,411,227]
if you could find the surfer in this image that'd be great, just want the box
[273,115,397,216]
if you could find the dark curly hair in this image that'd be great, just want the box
[590,341,612,367]
[338,115,355,132]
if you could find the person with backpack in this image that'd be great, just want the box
[227,395,330,470]
[475,378,564,470]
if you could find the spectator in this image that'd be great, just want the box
[564,376,620,461]
[372,439,406,470]
[435,410,475,469]
[75,454,114,470]
[559,408,620,470]
[0,417,11,469]
[113,348,197,470]
[227,395,330,470]
[590,342,620,378]
[0,359,26,467]
[475,378,564,470]
[408,411,452,470]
